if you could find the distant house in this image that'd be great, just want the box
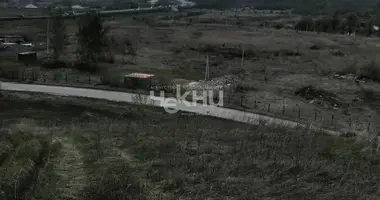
[72,5,84,9]
[373,25,379,31]
[25,4,38,8]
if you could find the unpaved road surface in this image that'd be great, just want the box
[0,81,339,135]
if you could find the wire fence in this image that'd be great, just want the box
[222,91,377,135]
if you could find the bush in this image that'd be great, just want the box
[100,75,122,87]
[358,60,380,82]
[41,60,67,69]
[191,31,203,39]
[99,55,115,64]
[295,18,314,31]
[235,83,258,92]
[332,50,345,56]
[99,68,122,87]
[273,23,284,29]
[81,159,146,200]
[0,63,23,80]
[74,62,99,73]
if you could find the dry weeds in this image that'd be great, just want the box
[1,95,380,199]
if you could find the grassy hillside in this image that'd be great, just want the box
[0,92,380,199]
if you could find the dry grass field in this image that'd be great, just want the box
[1,91,380,200]
[1,8,380,135]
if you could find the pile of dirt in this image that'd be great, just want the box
[185,75,238,90]
[295,85,342,108]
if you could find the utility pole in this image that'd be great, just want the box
[205,55,208,81]
[205,55,209,81]
[46,17,50,58]
[241,45,245,67]
[207,55,209,80]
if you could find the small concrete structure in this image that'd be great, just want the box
[124,73,154,89]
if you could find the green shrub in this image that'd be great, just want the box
[358,60,380,81]
[41,60,67,69]
[74,62,99,73]
[100,73,122,87]
[0,64,22,80]
[81,158,146,200]
[295,18,314,31]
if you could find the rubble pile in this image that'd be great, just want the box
[295,85,342,108]
[184,75,238,91]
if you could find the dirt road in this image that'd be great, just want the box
[0,81,339,135]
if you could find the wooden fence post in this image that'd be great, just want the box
[267,103,270,112]
[368,122,371,132]
[298,106,301,119]
[349,117,352,127]
[65,73,68,83]
[314,111,317,121]
[240,95,244,107]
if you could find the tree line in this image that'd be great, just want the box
[190,0,378,13]
[48,9,136,72]
[295,10,380,36]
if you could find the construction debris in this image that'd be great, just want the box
[295,85,342,108]
[332,73,356,80]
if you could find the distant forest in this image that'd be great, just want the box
[192,0,379,14]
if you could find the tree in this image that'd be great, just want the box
[120,38,137,64]
[330,12,341,32]
[375,1,380,36]
[365,19,374,36]
[295,17,314,31]
[375,14,380,36]
[76,11,109,64]
[49,9,67,60]
[346,12,358,34]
